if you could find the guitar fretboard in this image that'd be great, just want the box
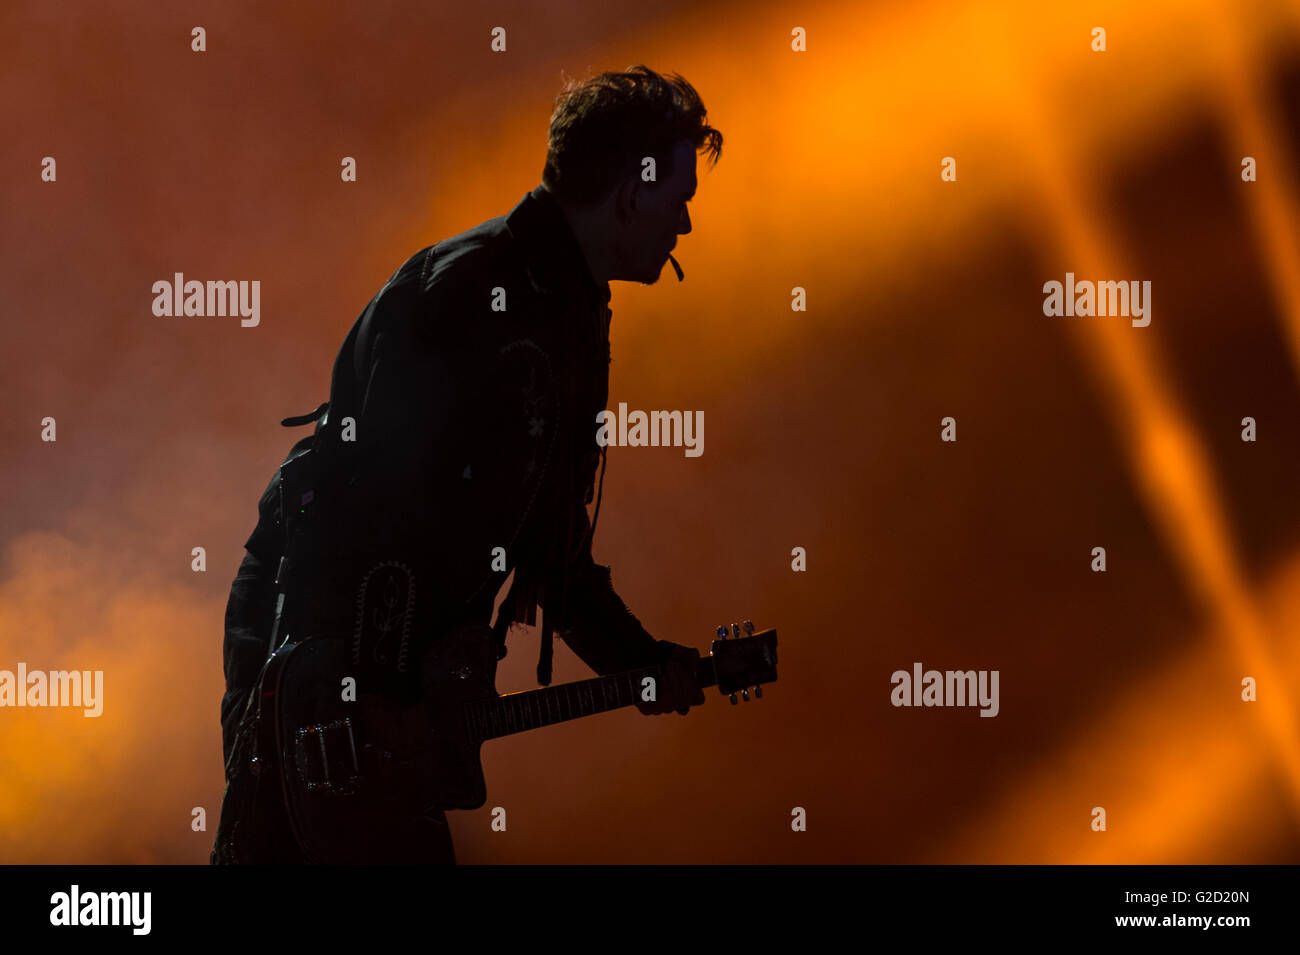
[464,665,662,742]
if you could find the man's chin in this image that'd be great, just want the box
[641,260,667,285]
[626,258,668,285]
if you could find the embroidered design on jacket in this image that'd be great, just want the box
[352,560,416,673]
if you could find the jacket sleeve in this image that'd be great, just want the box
[221,455,291,767]
[220,550,278,767]
[551,524,677,676]
[459,326,674,675]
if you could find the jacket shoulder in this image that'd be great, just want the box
[419,214,516,303]
[412,217,553,352]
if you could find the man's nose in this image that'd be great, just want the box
[678,205,692,235]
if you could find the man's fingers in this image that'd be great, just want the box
[638,651,704,716]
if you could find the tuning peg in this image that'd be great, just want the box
[743,620,754,635]
[742,688,750,701]
[731,622,741,638]
[754,685,763,699]
[729,693,738,705]
[716,625,728,640]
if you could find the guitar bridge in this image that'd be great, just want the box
[293,717,362,795]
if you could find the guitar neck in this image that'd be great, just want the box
[464,656,718,743]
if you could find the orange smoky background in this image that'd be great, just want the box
[3,0,1300,863]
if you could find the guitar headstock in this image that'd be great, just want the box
[709,620,778,704]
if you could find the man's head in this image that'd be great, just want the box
[540,65,723,286]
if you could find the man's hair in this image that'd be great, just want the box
[541,64,723,208]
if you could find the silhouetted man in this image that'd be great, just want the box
[213,64,723,864]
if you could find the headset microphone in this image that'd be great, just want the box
[668,253,684,282]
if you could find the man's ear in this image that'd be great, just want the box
[613,175,642,224]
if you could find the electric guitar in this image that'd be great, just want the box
[250,619,778,862]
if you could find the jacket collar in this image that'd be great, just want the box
[506,185,611,310]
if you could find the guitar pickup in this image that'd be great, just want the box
[293,717,361,794]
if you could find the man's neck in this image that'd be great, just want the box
[544,185,616,288]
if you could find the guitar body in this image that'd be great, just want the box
[267,623,499,863]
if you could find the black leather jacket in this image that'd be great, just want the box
[220,185,675,765]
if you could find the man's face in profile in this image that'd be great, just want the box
[625,139,697,285]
